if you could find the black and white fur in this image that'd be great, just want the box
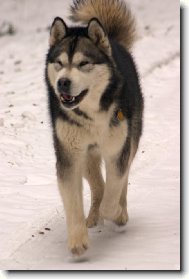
[45,0,143,256]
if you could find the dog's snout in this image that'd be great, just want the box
[57,78,71,93]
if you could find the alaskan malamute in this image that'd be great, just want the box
[45,0,143,256]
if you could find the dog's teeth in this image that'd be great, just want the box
[60,95,75,103]
[69,97,75,102]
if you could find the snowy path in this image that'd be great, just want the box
[0,0,180,270]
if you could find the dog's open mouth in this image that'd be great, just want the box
[60,89,88,108]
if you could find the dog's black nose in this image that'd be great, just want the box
[57,78,71,93]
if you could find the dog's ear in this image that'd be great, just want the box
[49,17,67,47]
[88,18,111,55]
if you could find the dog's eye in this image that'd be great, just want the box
[55,60,63,66]
[54,59,64,70]
[79,61,90,67]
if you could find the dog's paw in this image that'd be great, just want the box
[68,230,89,256]
[86,209,99,228]
[100,202,122,221]
[114,208,129,226]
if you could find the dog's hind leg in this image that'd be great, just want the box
[114,174,129,226]
[84,146,104,228]
[114,137,139,226]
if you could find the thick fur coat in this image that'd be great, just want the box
[45,0,143,256]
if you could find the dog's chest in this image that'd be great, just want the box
[91,115,128,156]
[55,110,127,155]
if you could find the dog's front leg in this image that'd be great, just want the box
[57,149,88,256]
[100,158,129,226]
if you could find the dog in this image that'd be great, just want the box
[45,0,143,256]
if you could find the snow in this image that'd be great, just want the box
[0,0,180,271]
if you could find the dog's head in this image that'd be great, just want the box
[46,17,113,110]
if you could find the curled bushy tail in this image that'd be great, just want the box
[69,0,136,50]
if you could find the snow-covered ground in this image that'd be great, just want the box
[0,0,180,270]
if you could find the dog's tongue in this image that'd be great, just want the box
[62,93,73,101]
